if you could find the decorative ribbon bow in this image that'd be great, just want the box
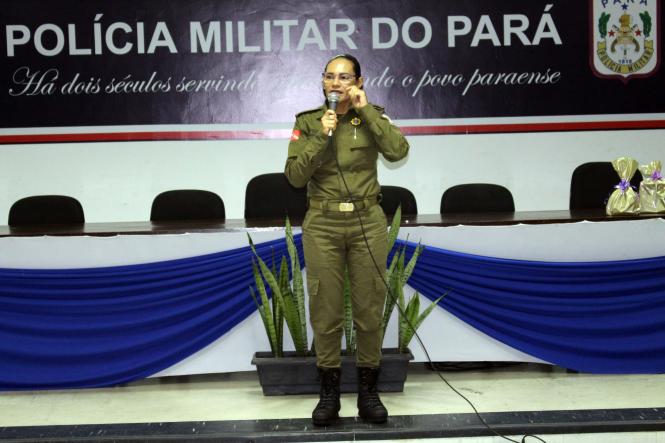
[615,179,631,193]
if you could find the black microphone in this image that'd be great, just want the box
[327,92,340,136]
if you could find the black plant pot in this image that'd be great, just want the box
[251,348,414,396]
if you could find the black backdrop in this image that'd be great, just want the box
[1,0,662,128]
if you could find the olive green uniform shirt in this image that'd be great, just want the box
[285,103,409,198]
[285,102,409,368]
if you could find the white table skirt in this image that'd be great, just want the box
[2,218,663,375]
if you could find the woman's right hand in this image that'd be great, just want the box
[320,110,338,135]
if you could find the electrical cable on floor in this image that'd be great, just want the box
[330,134,547,443]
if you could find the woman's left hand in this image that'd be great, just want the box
[347,86,368,109]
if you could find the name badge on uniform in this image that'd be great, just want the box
[350,117,361,139]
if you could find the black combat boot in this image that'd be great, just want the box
[357,366,388,423]
[312,367,341,426]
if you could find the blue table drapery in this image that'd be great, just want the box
[394,240,665,374]
[1,234,664,391]
[0,236,303,390]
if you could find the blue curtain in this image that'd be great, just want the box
[394,240,665,374]
[0,236,303,390]
[3,234,664,391]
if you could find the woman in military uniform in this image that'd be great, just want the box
[284,54,409,426]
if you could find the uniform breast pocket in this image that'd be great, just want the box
[349,133,376,168]
[349,129,371,150]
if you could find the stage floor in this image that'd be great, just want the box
[1,363,664,442]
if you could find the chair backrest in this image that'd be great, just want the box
[8,195,85,226]
[570,162,643,210]
[379,185,418,216]
[244,173,308,219]
[440,183,515,214]
[150,190,225,222]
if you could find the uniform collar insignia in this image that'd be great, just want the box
[350,117,361,126]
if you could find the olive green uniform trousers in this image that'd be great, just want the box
[303,203,387,368]
[285,103,409,368]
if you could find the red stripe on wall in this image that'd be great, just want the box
[1,120,665,144]
[401,120,665,135]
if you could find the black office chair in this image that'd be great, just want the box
[244,173,308,219]
[379,185,418,216]
[150,190,225,222]
[8,195,84,226]
[570,162,643,210]
[440,183,515,213]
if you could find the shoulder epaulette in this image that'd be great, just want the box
[296,105,326,118]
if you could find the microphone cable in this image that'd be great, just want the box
[327,126,547,443]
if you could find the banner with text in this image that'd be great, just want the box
[1,0,663,141]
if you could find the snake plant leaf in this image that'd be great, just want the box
[249,286,273,354]
[278,255,290,297]
[384,248,399,291]
[276,257,292,356]
[406,290,420,321]
[281,290,308,354]
[250,258,279,356]
[381,249,403,339]
[405,292,420,340]
[285,218,308,349]
[251,258,274,336]
[401,243,423,288]
[399,291,419,352]
[273,280,307,356]
[250,234,308,356]
[399,293,445,352]
[413,294,444,332]
[397,255,406,314]
[274,298,284,357]
[387,205,401,252]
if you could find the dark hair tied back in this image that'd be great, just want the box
[324,54,361,77]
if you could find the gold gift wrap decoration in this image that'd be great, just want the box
[638,160,665,213]
[606,157,640,215]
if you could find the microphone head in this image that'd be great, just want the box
[327,92,341,111]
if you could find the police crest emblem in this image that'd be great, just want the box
[591,0,660,82]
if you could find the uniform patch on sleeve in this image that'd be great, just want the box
[290,129,301,141]
[381,114,393,124]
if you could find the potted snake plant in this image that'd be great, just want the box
[249,207,444,395]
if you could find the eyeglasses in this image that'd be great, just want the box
[322,73,356,84]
